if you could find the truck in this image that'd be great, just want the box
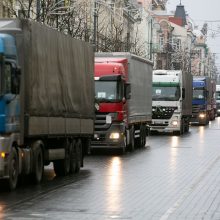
[150,70,192,135]
[191,76,216,125]
[0,19,94,190]
[91,52,153,153]
[216,85,220,116]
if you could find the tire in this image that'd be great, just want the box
[7,148,19,191]
[141,126,147,147]
[174,119,183,136]
[184,121,189,133]
[75,140,82,173]
[136,125,146,148]
[32,144,44,184]
[128,126,135,152]
[119,131,127,154]
[69,140,77,174]
[205,114,210,125]
[54,139,70,176]
[135,128,142,148]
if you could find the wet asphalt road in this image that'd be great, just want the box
[1,118,220,219]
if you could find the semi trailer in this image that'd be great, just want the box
[150,70,192,135]
[91,52,153,153]
[0,19,94,190]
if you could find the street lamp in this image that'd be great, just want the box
[93,0,98,52]
[92,0,142,52]
[124,5,142,52]
[36,0,41,21]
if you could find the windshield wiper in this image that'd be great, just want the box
[153,97,177,101]
[96,98,117,103]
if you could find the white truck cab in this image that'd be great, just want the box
[150,70,192,135]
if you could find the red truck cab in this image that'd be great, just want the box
[92,58,130,152]
[91,53,152,153]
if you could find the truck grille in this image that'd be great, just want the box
[94,113,112,131]
[192,105,200,114]
[152,106,177,119]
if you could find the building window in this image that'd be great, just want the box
[172,38,181,50]
[18,9,28,18]
[159,36,164,50]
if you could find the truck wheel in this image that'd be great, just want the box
[141,126,147,147]
[205,114,210,125]
[7,148,19,191]
[75,140,82,173]
[174,120,183,136]
[135,129,142,148]
[128,126,135,152]
[119,131,127,154]
[69,140,76,174]
[184,121,189,133]
[32,145,44,184]
[54,140,71,176]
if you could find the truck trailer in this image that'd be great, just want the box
[150,70,192,135]
[191,76,216,125]
[91,52,153,153]
[216,85,220,116]
[0,19,94,190]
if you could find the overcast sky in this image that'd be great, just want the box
[166,0,220,72]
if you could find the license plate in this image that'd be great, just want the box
[154,121,163,124]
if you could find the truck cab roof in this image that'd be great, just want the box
[95,62,126,78]
[153,70,181,83]
[153,70,182,76]
[95,57,127,64]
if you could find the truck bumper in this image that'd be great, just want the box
[190,112,208,125]
[91,123,125,149]
[0,158,9,179]
[216,108,220,116]
[150,116,181,133]
[0,134,18,179]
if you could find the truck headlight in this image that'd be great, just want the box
[109,132,120,139]
[171,120,178,126]
[1,152,6,158]
[217,109,220,112]
[199,113,206,118]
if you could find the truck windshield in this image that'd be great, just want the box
[95,81,123,102]
[216,91,220,100]
[193,89,205,100]
[152,86,180,101]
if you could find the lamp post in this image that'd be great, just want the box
[93,0,98,52]
[36,0,41,21]
[149,18,153,60]
[56,0,59,29]
[92,0,141,52]
[125,5,142,52]
[126,10,131,52]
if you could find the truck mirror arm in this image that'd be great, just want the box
[125,83,131,100]
[11,67,21,95]
[182,88,185,99]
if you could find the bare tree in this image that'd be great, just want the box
[3,0,147,57]
[130,25,147,57]
[171,47,191,73]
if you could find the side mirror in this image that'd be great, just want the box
[206,91,209,98]
[11,67,21,94]
[122,97,126,104]
[182,88,185,99]
[125,83,131,100]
